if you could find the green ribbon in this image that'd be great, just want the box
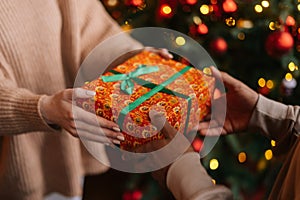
[117,65,192,134]
[102,64,159,94]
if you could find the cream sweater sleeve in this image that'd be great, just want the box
[77,0,143,63]
[0,54,57,135]
[167,152,233,200]
[249,94,300,154]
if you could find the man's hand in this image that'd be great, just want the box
[40,88,125,145]
[198,67,259,136]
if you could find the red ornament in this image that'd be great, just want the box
[222,0,238,13]
[132,190,143,200]
[286,16,296,27]
[197,24,208,35]
[210,37,228,54]
[125,0,144,7]
[265,31,294,58]
[258,86,270,95]
[157,0,177,20]
[192,138,203,152]
[186,0,197,5]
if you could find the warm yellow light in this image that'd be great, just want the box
[203,67,212,75]
[297,4,300,11]
[175,36,186,46]
[122,24,132,31]
[107,0,118,6]
[225,17,236,27]
[285,73,293,81]
[257,159,267,171]
[266,80,274,89]
[265,149,273,160]
[237,32,245,40]
[193,16,202,25]
[238,152,247,163]
[200,4,210,15]
[288,62,296,71]
[162,5,172,15]
[254,4,263,13]
[269,22,276,30]
[271,140,276,147]
[237,19,253,29]
[209,159,219,170]
[261,0,270,8]
[212,179,216,184]
[258,78,266,87]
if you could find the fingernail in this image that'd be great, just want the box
[168,54,173,59]
[112,127,121,132]
[117,135,125,141]
[85,90,96,96]
[113,140,121,145]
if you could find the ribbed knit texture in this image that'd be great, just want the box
[0,0,142,199]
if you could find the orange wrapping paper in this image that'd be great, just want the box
[76,51,215,150]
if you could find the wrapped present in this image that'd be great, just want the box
[76,51,215,150]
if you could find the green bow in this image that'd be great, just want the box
[101,64,159,94]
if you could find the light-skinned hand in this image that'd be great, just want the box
[40,88,125,145]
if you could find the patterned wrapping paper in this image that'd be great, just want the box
[76,51,215,150]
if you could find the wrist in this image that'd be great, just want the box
[39,95,54,124]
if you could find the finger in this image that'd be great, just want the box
[73,106,120,131]
[199,127,226,136]
[198,120,221,130]
[66,126,112,143]
[73,88,96,99]
[144,47,173,59]
[74,120,125,141]
[158,48,173,59]
[149,110,176,139]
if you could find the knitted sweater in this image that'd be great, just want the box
[0,0,141,199]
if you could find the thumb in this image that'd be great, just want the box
[73,88,96,99]
[210,67,237,90]
[149,110,176,139]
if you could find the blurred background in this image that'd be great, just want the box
[85,0,300,199]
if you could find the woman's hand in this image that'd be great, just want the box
[144,47,173,59]
[40,88,124,145]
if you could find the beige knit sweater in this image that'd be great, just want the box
[0,0,141,199]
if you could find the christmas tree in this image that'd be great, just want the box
[99,0,300,199]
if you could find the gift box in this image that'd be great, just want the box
[77,51,215,150]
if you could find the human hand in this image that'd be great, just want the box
[198,67,259,136]
[40,88,124,145]
[129,110,193,187]
[144,47,173,60]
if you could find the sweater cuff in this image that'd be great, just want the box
[166,152,214,200]
[37,95,61,132]
[0,91,60,134]
[248,94,290,139]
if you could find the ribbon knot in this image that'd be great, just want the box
[102,64,159,94]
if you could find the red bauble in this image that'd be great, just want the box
[258,86,270,95]
[125,0,144,7]
[222,0,238,13]
[132,190,143,200]
[192,138,203,152]
[210,37,228,54]
[265,31,294,58]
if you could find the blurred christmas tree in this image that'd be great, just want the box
[100,0,300,199]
